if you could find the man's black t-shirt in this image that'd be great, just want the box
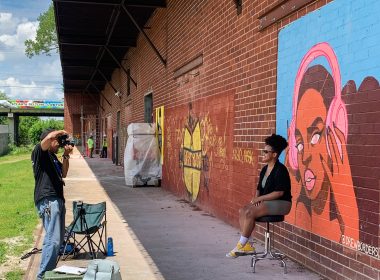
[31,144,64,205]
[257,160,292,202]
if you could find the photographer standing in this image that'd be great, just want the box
[31,129,73,279]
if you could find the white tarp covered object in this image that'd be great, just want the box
[124,123,161,187]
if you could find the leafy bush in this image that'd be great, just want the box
[12,117,65,146]
[7,144,33,155]
[18,117,39,145]
[0,91,9,125]
[1,118,63,157]
[28,119,64,144]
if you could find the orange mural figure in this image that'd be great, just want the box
[286,43,359,243]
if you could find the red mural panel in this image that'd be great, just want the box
[163,93,258,220]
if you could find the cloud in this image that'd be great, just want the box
[41,59,62,79]
[0,20,37,50]
[0,13,12,22]
[0,77,62,100]
[0,12,37,65]
[0,12,18,34]
[0,8,63,102]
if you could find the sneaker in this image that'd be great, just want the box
[226,242,255,258]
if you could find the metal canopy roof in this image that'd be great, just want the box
[53,0,166,94]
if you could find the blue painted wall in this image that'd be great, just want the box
[277,0,380,146]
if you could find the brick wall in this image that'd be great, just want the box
[64,92,99,146]
[64,0,380,279]
[64,92,98,132]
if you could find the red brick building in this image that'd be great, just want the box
[56,1,380,279]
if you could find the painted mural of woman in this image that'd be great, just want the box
[285,43,359,242]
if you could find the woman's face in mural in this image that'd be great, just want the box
[295,88,328,200]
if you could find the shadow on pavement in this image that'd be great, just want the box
[83,156,324,280]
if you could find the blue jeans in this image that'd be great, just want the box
[36,196,65,279]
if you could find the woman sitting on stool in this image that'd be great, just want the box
[226,134,292,258]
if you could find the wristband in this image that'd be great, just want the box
[62,155,70,160]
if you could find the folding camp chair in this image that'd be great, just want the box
[59,201,107,261]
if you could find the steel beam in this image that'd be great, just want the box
[97,69,118,93]
[90,82,112,106]
[121,4,166,66]
[59,42,135,48]
[84,89,104,111]
[104,46,137,87]
[82,2,123,94]
[53,0,166,8]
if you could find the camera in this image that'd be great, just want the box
[76,201,86,222]
[57,134,75,148]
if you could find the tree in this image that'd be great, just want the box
[24,4,58,58]
[18,116,40,145]
[0,91,9,125]
[0,91,7,99]
[28,119,64,144]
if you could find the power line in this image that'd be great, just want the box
[0,77,62,81]
[0,85,62,89]
[0,51,60,56]
[0,79,62,84]
[0,72,62,78]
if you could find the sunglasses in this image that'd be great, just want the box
[262,150,274,154]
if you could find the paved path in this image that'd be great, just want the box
[25,149,163,280]
[25,148,324,280]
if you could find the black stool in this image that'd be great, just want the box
[251,215,287,273]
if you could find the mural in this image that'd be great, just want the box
[5,100,64,109]
[287,42,360,241]
[155,106,164,165]
[277,0,380,258]
[179,103,209,202]
[164,94,258,207]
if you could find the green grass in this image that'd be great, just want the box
[5,269,24,280]
[0,242,5,263]
[0,152,38,274]
[0,153,31,164]
[6,144,33,156]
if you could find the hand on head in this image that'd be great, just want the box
[47,130,68,140]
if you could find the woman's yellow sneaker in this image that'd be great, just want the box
[226,242,255,258]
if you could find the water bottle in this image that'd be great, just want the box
[107,237,114,256]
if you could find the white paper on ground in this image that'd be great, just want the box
[53,265,87,275]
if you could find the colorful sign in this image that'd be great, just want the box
[7,100,63,109]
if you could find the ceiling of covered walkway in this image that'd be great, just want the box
[53,0,166,95]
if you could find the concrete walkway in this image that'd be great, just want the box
[25,148,324,280]
[25,148,163,280]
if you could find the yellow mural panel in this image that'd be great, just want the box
[182,122,202,202]
[155,106,164,165]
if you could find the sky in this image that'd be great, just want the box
[0,0,63,101]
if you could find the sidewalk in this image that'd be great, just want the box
[24,148,163,280]
[25,148,324,280]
